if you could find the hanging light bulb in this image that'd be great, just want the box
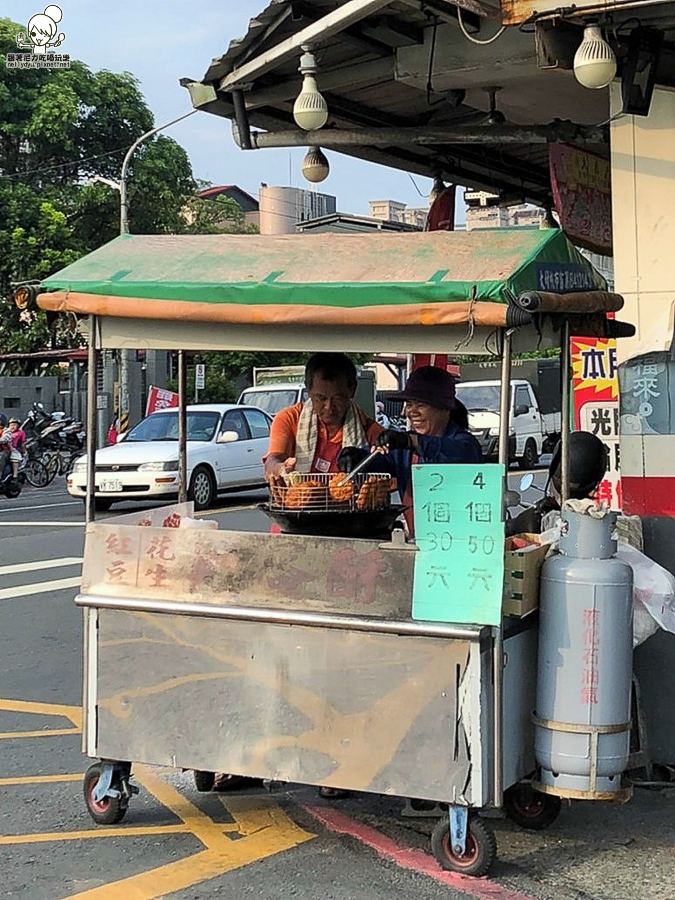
[573,23,617,89]
[429,175,446,205]
[301,147,330,183]
[540,207,559,230]
[293,46,329,131]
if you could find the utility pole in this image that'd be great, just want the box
[116,109,198,434]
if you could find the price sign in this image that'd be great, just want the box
[411,464,505,625]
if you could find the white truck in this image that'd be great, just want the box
[238,365,376,418]
[455,379,561,469]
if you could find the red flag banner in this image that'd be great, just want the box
[146,385,179,416]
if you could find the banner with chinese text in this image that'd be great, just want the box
[146,385,179,416]
[549,144,612,256]
[572,337,621,510]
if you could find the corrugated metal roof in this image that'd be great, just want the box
[184,0,673,203]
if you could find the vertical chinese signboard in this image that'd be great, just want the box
[571,337,621,510]
[411,464,505,625]
[549,144,612,256]
[618,354,671,516]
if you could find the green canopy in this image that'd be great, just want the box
[38,228,608,330]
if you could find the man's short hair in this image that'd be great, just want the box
[305,353,357,391]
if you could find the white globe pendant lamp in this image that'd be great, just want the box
[301,147,330,183]
[293,47,329,131]
[573,24,617,89]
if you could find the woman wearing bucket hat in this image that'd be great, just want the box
[340,366,481,537]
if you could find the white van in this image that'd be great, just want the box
[238,367,376,419]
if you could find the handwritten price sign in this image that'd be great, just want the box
[411,464,505,625]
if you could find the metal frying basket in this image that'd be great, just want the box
[270,472,391,513]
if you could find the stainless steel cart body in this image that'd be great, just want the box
[78,526,537,807]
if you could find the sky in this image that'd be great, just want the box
[4,0,438,216]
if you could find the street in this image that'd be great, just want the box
[1,476,674,900]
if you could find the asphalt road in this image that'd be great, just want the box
[1,474,674,900]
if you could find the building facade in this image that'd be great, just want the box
[259,185,337,235]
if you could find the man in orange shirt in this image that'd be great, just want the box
[264,352,382,481]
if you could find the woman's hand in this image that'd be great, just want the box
[374,429,416,451]
[337,447,367,473]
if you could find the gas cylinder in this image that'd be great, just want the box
[534,509,633,799]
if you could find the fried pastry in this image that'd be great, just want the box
[329,474,354,503]
[284,483,312,509]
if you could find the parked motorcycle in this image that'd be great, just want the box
[505,431,609,536]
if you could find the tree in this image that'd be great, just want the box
[0,17,198,356]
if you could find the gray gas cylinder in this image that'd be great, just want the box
[533,509,633,799]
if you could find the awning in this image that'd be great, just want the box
[38,228,610,330]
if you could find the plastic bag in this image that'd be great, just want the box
[617,542,675,646]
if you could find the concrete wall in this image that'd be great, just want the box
[0,377,61,421]
[611,85,675,361]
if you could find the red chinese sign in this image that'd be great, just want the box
[572,337,621,511]
[549,144,612,255]
[146,385,178,416]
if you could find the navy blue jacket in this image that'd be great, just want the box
[383,422,483,499]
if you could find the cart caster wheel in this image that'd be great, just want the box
[431,816,496,877]
[83,764,128,825]
[213,773,259,792]
[504,784,562,830]
[194,770,215,792]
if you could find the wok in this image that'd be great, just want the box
[260,504,406,539]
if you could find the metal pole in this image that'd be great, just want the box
[117,109,198,440]
[119,109,198,235]
[177,351,188,504]
[497,329,513,467]
[493,327,513,809]
[560,318,572,502]
[85,316,98,525]
[244,124,607,150]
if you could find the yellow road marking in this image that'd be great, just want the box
[0,698,315,900]
[0,774,82,786]
[0,698,83,729]
[195,503,257,516]
[0,727,80,739]
[63,766,315,900]
[0,824,198,844]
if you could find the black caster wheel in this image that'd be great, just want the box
[431,815,496,877]
[504,784,562,830]
[213,773,260,792]
[194,770,216,792]
[83,763,128,825]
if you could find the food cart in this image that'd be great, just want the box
[37,227,630,876]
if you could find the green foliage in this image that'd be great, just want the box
[0,17,218,356]
[168,366,238,405]
[168,351,374,401]
[450,348,561,365]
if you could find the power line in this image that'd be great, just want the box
[0,144,131,182]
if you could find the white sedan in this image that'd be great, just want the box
[67,404,272,511]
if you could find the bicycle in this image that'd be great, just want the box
[43,448,83,484]
[22,456,50,488]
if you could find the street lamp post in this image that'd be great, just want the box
[119,109,197,235]
[114,109,198,435]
